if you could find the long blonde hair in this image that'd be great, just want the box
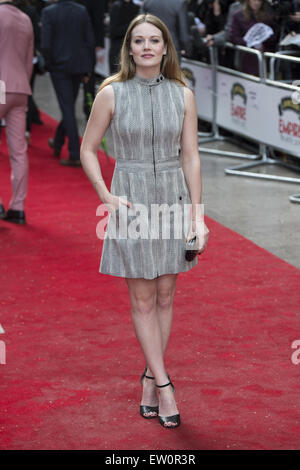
[98,14,187,92]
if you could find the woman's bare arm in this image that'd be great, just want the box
[80,84,131,211]
[181,86,203,219]
[181,86,209,251]
[80,85,114,203]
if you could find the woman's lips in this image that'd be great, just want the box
[141,54,154,58]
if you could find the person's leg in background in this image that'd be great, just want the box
[109,39,123,75]
[82,69,95,120]
[48,70,67,157]
[29,70,43,125]
[71,74,84,122]
[26,70,43,145]
[0,104,9,217]
[0,93,28,224]
[51,120,66,157]
[50,70,82,165]
[0,116,5,217]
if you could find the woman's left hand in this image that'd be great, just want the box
[186,220,210,255]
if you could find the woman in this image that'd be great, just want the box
[80,14,209,429]
[230,0,278,75]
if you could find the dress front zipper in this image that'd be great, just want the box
[149,86,156,177]
[149,85,159,277]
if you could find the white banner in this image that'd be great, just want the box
[259,85,300,153]
[181,58,213,121]
[216,71,300,155]
[216,72,262,137]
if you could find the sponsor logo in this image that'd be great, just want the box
[231,82,247,126]
[278,96,300,143]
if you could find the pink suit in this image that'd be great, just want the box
[0,3,33,211]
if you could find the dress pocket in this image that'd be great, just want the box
[178,168,191,203]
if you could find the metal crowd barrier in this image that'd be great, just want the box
[268,49,300,82]
[197,47,215,140]
[289,194,300,203]
[224,52,300,186]
[197,43,262,160]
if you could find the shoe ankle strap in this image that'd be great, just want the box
[156,381,171,388]
[141,367,155,384]
[155,379,175,393]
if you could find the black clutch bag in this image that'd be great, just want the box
[185,236,199,262]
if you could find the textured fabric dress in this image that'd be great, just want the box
[99,72,198,279]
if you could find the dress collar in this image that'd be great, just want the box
[132,72,165,86]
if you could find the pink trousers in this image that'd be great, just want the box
[0,93,28,211]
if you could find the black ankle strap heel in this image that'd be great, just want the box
[155,379,180,429]
[140,367,158,419]
[140,366,155,384]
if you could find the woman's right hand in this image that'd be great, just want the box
[104,194,132,214]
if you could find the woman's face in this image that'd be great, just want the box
[129,22,167,70]
[248,0,263,12]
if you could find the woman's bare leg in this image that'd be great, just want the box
[126,277,168,384]
[148,274,179,426]
[147,273,177,376]
[126,274,179,425]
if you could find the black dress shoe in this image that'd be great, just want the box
[3,209,26,224]
[32,117,43,125]
[0,204,6,219]
[60,159,81,167]
[48,138,61,157]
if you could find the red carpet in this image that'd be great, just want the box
[1,114,300,450]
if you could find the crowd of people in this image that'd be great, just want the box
[188,0,300,75]
[0,0,299,224]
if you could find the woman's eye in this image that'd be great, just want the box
[134,39,160,44]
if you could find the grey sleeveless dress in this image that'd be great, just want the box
[99,72,198,279]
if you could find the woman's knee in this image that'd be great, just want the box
[127,281,157,316]
[131,293,157,316]
[157,287,174,310]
